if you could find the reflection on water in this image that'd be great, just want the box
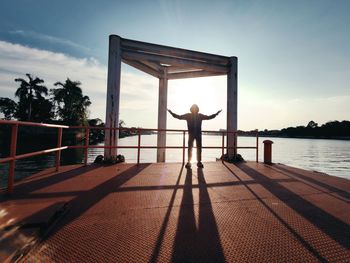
[0,134,349,188]
[0,148,85,188]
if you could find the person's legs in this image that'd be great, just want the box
[196,135,202,162]
[196,135,203,168]
[186,134,194,167]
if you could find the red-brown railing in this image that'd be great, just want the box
[0,120,258,193]
[0,120,68,193]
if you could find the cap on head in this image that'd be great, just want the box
[190,104,199,114]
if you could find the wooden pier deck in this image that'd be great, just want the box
[1,161,349,262]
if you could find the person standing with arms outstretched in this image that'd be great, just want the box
[168,104,222,168]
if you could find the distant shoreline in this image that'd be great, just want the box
[242,134,350,141]
[194,132,350,141]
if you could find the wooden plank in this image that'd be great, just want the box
[167,66,203,74]
[122,59,161,78]
[121,50,228,73]
[167,70,226,80]
[140,60,163,72]
[121,38,230,65]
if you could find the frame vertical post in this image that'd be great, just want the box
[227,56,238,158]
[157,67,168,162]
[8,124,18,193]
[104,35,122,160]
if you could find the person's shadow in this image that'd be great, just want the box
[171,167,226,262]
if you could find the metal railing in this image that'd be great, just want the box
[0,120,68,193]
[0,120,259,193]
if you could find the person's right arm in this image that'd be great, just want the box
[167,109,186,120]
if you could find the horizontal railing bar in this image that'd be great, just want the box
[0,144,257,163]
[0,120,69,128]
[68,126,238,134]
[0,121,246,136]
[67,145,238,150]
[237,146,257,149]
[0,146,68,163]
[70,126,189,132]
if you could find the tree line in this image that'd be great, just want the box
[239,120,350,139]
[0,73,139,143]
[0,73,92,125]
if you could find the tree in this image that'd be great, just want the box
[88,118,105,143]
[30,97,55,122]
[307,120,318,129]
[119,119,125,127]
[52,78,91,125]
[14,74,49,121]
[0,98,17,120]
[88,118,104,127]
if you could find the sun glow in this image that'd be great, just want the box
[167,76,227,130]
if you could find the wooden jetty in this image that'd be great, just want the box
[1,161,349,262]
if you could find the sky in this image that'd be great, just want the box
[0,0,349,131]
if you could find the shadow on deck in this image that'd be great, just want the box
[1,161,349,262]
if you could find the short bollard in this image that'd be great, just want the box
[263,140,273,164]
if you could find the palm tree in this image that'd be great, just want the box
[52,78,91,125]
[14,74,48,121]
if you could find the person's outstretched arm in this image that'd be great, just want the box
[201,110,222,120]
[167,109,186,120]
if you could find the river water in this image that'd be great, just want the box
[1,134,349,188]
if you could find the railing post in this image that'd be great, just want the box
[256,130,259,163]
[8,124,18,193]
[182,131,186,164]
[221,132,225,163]
[234,131,237,156]
[56,127,63,172]
[84,127,89,166]
[137,129,141,165]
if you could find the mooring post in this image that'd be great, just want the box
[263,140,273,164]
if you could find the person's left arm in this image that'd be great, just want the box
[201,110,222,120]
[168,109,187,120]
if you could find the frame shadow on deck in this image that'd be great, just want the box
[1,161,349,262]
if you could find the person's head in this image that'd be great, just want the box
[190,104,199,114]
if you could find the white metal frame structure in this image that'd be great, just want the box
[104,35,237,162]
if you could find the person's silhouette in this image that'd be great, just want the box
[168,104,221,168]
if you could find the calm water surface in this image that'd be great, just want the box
[1,134,349,188]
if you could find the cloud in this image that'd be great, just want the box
[9,30,90,51]
[0,40,159,123]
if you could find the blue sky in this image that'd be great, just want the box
[0,0,349,130]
